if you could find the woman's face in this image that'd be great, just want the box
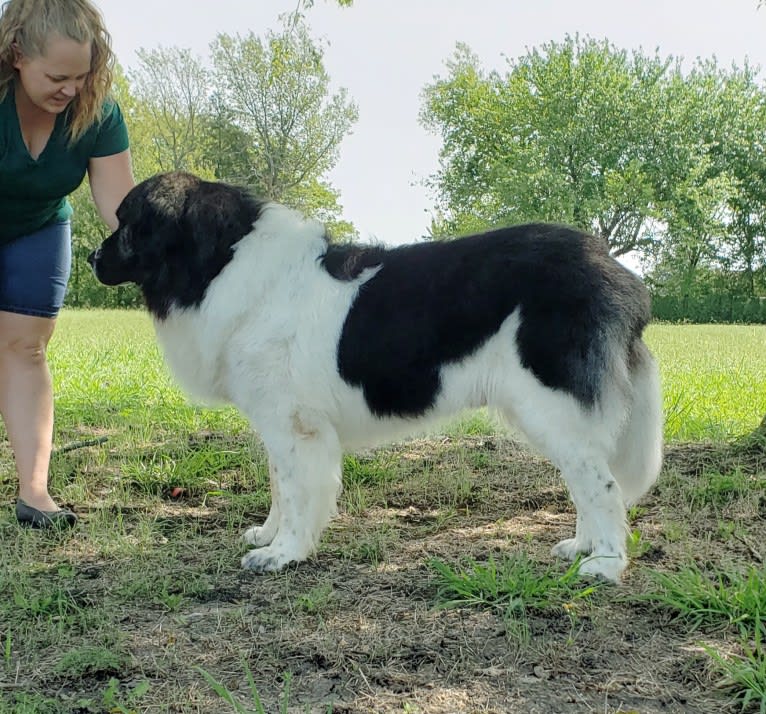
[13,33,92,115]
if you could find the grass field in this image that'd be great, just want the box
[0,311,764,713]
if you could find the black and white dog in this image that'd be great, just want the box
[89,171,662,582]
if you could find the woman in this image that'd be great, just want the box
[0,0,134,527]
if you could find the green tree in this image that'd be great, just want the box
[645,60,766,298]
[199,91,257,182]
[210,20,359,238]
[421,36,668,255]
[716,64,766,297]
[128,47,213,175]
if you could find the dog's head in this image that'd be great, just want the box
[88,171,263,319]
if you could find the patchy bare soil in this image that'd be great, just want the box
[2,435,765,713]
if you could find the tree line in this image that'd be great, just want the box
[68,26,766,322]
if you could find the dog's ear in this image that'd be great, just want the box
[108,174,189,264]
[147,173,198,224]
[181,182,260,261]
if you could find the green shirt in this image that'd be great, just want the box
[0,83,129,245]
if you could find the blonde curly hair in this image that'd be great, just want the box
[0,0,115,143]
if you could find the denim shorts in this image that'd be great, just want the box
[0,221,72,318]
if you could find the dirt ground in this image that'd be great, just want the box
[5,435,766,714]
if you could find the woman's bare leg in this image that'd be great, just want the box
[0,310,59,512]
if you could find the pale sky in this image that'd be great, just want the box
[95,0,766,248]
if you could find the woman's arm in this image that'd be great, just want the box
[87,149,135,231]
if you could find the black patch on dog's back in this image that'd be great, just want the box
[328,225,649,418]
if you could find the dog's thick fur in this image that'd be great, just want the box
[89,171,663,582]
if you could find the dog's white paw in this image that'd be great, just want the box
[241,545,301,573]
[552,537,626,582]
[551,537,587,562]
[575,552,626,583]
[242,524,275,548]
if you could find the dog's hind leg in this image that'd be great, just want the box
[547,454,628,582]
[241,412,342,573]
[544,340,662,582]
[499,390,629,582]
[609,340,663,505]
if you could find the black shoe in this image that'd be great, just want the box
[15,499,77,529]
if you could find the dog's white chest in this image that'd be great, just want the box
[154,312,229,403]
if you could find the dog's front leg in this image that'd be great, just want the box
[241,415,342,573]
[243,461,280,547]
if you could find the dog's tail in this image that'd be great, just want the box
[609,339,663,505]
